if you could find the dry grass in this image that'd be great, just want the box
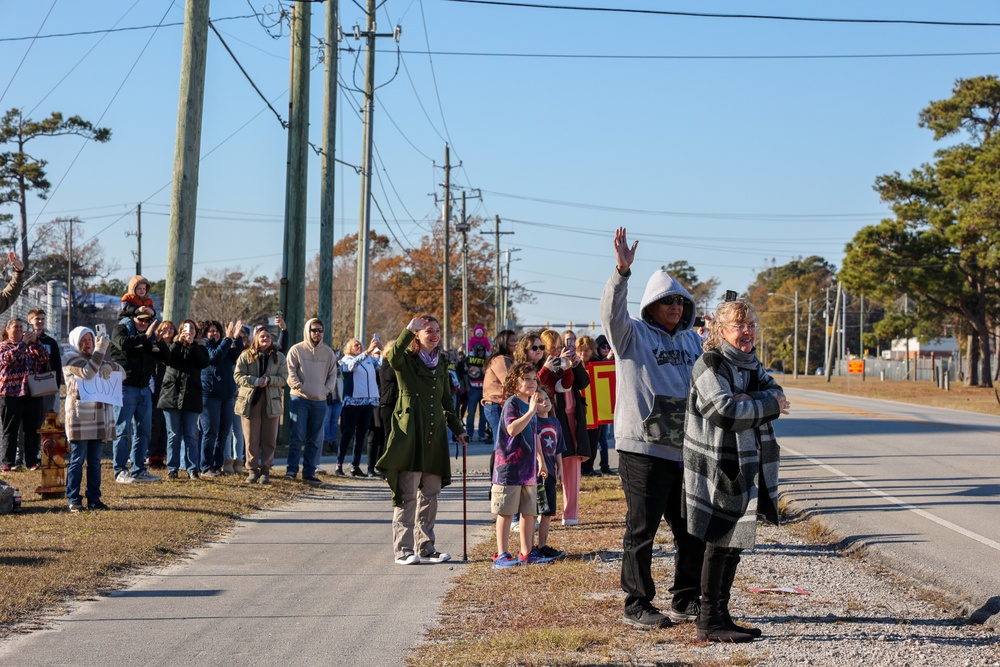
[0,463,310,635]
[409,476,738,667]
[782,375,1000,416]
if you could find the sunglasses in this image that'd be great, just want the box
[529,345,545,352]
[658,295,686,306]
[310,328,324,333]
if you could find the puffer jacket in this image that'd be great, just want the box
[157,341,210,412]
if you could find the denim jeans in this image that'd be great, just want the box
[230,408,246,462]
[324,399,343,445]
[465,387,486,439]
[338,404,374,469]
[200,396,234,471]
[287,397,326,477]
[597,423,611,470]
[66,439,103,506]
[618,450,705,613]
[114,385,152,476]
[164,409,201,473]
[483,401,501,448]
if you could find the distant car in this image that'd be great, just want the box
[814,366,825,375]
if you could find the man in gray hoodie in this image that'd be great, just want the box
[600,227,706,630]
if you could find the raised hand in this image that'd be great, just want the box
[613,227,638,275]
[8,252,23,272]
[407,317,427,333]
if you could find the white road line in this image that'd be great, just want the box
[783,444,1000,553]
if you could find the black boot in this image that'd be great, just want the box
[696,545,753,643]
[720,551,762,638]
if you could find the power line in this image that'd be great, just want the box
[444,1,1000,27]
[208,21,288,129]
[0,0,58,105]
[382,47,1000,61]
[0,14,257,42]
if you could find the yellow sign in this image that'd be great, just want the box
[848,360,865,375]
[584,361,617,427]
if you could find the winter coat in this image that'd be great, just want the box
[233,348,288,419]
[0,339,49,397]
[599,267,703,462]
[0,268,23,316]
[62,329,122,442]
[545,360,591,459]
[340,349,381,404]
[157,341,211,413]
[110,321,158,387]
[683,342,782,548]
[201,336,244,401]
[376,328,465,507]
[286,318,338,402]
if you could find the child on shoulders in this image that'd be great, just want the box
[118,275,155,335]
[534,386,566,560]
[491,362,549,568]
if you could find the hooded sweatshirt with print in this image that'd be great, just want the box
[285,318,339,402]
[599,268,703,462]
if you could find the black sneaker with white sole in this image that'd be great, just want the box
[623,605,673,630]
[667,599,700,623]
[421,551,451,564]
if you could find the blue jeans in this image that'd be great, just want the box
[287,397,326,478]
[200,396,234,471]
[483,402,501,448]
[338,404,374,469]
[164,409,201,473]
[66,439,103,506]
[114,385,152,476]
[324,399,343,445]
[465,387,486,439]
[231,410,246,462]
[597,423,611,470]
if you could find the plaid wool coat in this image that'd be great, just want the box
[682,344,782,548]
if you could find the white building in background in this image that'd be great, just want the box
[889,336,960,360]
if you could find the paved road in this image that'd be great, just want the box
[778,386,1000,630]
[0,444,499,667]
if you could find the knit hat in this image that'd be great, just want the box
[68,326,96,353]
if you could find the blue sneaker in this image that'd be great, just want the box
[518,548,554,565]
[492,552,519,569]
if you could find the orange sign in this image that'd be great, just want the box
[584,361,617,427]
[848,360,865,375]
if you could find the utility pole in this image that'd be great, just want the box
[352,2,400,341]
[279,0,311,349]
[164,0,209,323]
[318,0,339,345]
[804,296,813,376]
[126,203,142,275]
[66,218,72,332]
[456,191,470,350]
[488,216,513,332]
[442,144,451,349]
[825,283,841,382]
[792,290,799,380]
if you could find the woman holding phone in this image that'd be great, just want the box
[157,319,210,479]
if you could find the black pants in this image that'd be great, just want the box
[619,450,705,612]
[0,394,44,468]
[338,404,374,469]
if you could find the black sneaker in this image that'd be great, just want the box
[334,467,346,477]
[89,500,110,511]
[667,599,700,624]
[302,475,323,486]
[537,545,565,560]
[623,605,673,630]
[350,467,366,477]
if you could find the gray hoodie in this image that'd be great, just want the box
[600,268,703,462]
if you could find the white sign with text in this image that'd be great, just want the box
[77,370,124,407]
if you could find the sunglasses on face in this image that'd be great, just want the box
[659,295,686,306]
[310,328,324,333]
[529,345,545,352]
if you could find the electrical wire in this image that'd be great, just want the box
[0,0,58,105]
[0,14,257,42]
[209,21,288,129]
[384,47,1000,61]
[444,0,1000,27]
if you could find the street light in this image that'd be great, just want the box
[767,291,799,379]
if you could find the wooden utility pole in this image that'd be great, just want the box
[66,219,72,332]
[279,0,312,348]
[456,191,470,349]
[164,0,209,323]
[318,0,339,345]
[442,144,451,349]
[127,203,142,275]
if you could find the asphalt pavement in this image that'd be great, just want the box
[0,442,502,667]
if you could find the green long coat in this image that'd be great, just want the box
[376,328,465,507]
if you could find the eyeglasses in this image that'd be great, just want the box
[658,295,686,306]
[529,345,545,352]
[726,323,758,333]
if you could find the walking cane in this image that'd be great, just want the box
[462,437,468,561]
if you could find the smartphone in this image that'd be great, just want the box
[373,333,381,344]
[95,323,107,336]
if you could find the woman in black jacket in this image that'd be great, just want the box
[158,319,210,479]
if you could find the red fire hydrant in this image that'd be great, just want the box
[35,412,69,498]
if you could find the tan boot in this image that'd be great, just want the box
[232,459,245,475]
[222,459,235,475]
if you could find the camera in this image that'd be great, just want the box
[724,290,738,302]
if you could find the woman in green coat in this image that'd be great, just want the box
[377,315,468,565]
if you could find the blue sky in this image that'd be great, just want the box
[3,0,999,335]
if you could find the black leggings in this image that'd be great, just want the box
[0,395,44,468]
